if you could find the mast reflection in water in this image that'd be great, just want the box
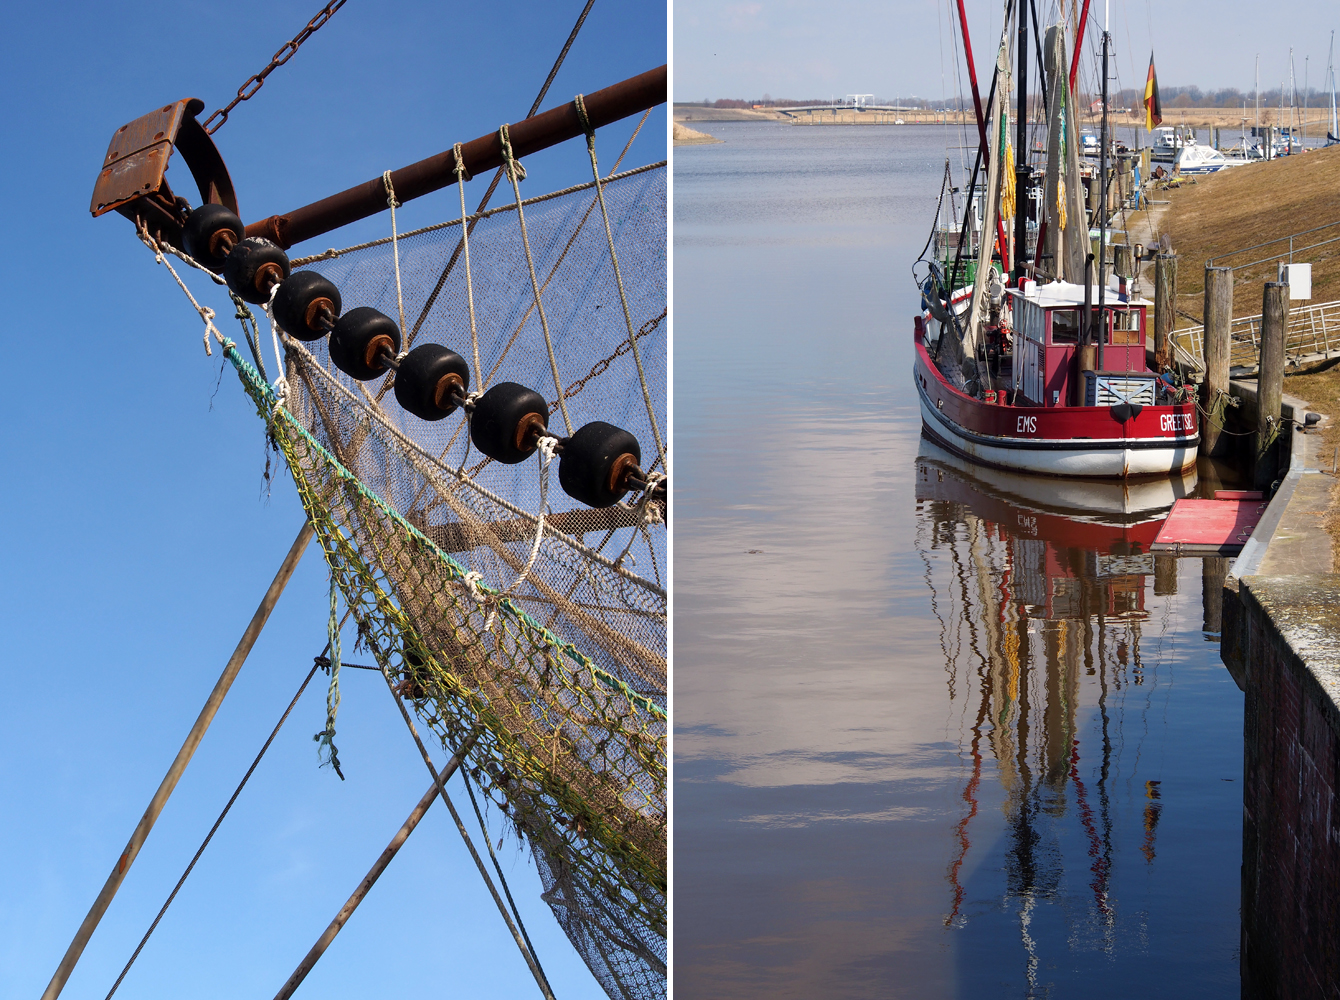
[916,437,1238,995]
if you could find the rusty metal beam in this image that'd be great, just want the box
[245,64,666,250]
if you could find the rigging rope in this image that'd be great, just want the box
[381,170,410,348]
[500,122,573,436]
[103,657,325,1000]
[374,661,557,1000]
[453,142,483,384]
[574,92,666,469]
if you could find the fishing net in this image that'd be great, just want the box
[216,161,666,998]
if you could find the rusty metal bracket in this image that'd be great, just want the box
[91,98,239,249]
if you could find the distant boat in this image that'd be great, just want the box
[1151,125,1196,162]
[1080,129,1100,156]
[1174,144,1252,175]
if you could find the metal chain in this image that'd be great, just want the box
[203,0,348,134]
[549,308,666,413]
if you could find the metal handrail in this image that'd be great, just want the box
[1206,218,1340,268]
[1174,298,1340,372]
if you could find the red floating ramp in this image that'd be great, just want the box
[1151,497,1269,555]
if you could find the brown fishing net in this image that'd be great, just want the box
[228,163,666,999]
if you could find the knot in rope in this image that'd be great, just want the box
[498,124,526,181]
[381,170,401,208]
[452,142,472,183]
[461,569,488,604]
[573,93,596,150]
[641,471,668,525]
[537,434,561,463]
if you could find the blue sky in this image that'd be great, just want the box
[0,3,664,999]
[673,0,1340,103]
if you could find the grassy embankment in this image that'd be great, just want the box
[1126,144,1340,558]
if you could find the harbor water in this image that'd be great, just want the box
[673,122,1243,998]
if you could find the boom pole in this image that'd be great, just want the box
[245,65,667,249]
[40,524,315,1000]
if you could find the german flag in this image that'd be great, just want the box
[1144,53,1163,130]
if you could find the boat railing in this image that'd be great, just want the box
[1174,297,1340,373]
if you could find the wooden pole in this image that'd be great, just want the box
[1154,253,1177,367]
[1255,281,1288,490]
[271,733,477,1000]
[41,522,315,1000]
[1201,266,1233,456]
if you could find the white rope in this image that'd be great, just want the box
[453,143,483,386]
[574,94,666,470]
[499,123,573,436]
[264,282,289,411]
[485,439,560,630]
[136,224,226,356]
[382,170,408,341]
[613,472,666,569]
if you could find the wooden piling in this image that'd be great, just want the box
[1255,281,1288,491]
[1201,266,1233,457]
[1154,253,1177,367]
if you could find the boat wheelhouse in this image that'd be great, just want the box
[914,278,1199,478]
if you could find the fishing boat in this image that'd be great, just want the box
[913,2,1198,480]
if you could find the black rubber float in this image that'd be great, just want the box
[273,271,342,342]
[329,307,401,381]
[558,421,642,508]
[224,237,291,304]
[182,204,244,271]
[393,344,471,421]
[469,382,549,464]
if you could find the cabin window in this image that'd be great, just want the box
[1050,309,1080,344]
[1110,308,1141,345]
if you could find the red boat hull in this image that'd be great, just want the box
[914,318,1198,479]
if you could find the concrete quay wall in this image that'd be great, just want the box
[1224,427,1338,998]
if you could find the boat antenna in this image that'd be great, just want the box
[1097,1,1109,368]
[1329,31,1338,143]
[1255,53,1260,131]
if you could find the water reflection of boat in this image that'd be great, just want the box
[915,439,1185,955]
[918,434,1196,527]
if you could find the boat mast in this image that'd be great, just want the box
[1329,32,1338,141]
[1255,54,1260,132]
[955,0,1011,277]
[1097,1,1109,370]
[1014,0,1029,281]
